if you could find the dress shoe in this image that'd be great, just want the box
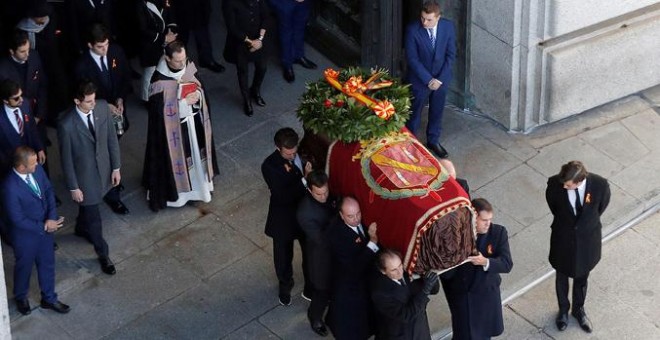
[40,300,71,314]
[301,291,312,302]
[243,98,254,117]
[199,61,226,73]
[295,57,318,69]
[106,199,129,215]
[283,68,295,83]
[279,294,291,306]
[427,143,449,159]
[16,299,31,315]
[310,321,328,337]
[250,89,266,107]
[572,309,593,333]
[555,312,568,331]
[99,257,117,275]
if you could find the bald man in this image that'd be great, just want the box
[325,196,379,339]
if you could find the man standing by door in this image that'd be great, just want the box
[546,160,610,333]
[405,0,456,159]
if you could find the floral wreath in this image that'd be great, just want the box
[297,67,411,143]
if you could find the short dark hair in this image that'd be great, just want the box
[377,248,402,271]
[274,127,299,149]
[0,79,20,101]
[422,1,441,15]
[74,80,97,101]
[8,29,30,51]
[87,23,110,45]
[13,145,36,168]
[164,40,185,58]
[471,198,493,214]
[307,170,328,190]
[558,160,588,184]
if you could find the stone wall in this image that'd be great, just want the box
[469,0,660,132]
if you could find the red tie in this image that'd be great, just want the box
[14,109,24,136]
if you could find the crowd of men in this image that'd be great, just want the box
[0,1,611,338]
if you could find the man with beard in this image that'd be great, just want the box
[142,40,218,212]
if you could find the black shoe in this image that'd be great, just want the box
[310,321,328,337]
[295,57,318,69]
[250,89,266,107]
[427,143,449,159]
[556,312,568,331]
[40,300,71,314]
[99,257,117,275]
[243,98,254,117]
[278,294,291,306]
[16,299,31,315]
[199,61,226,73]
[105,199,129,215]
[572,309,593,333]
[301,291,311,302]
[283,68,295,83]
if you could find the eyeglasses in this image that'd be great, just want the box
[9,95,22,101]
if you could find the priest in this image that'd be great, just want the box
[142,40,218,212]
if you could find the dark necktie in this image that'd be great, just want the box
[477,233,487,253]
[427,28,435,48]
[100,55,108,72]
[14,109,24,136]
[87,114,96,139]
[357,225,366,241]
[398,278,406,286]
[574,189,583,215]
[100,56,112,89]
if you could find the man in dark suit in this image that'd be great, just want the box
[2,146,69,315]
[171,0,225,73]
[326,196,379,340]
[440,198,513,339]
[57,80,119,275]
[268,0,317,83]
[296,170,335,336]
[546,160,610,333]
[66,0,116,54]
[371,249,439,340]
[222,0,272,117]
[404,0,456,159]
[262,127,312,306]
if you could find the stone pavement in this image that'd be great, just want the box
[3,9,660,340]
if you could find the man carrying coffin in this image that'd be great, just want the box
[142,40,218,212]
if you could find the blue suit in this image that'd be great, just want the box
[268,0,312,68]
[405,18,456,145]
[2,165,59,303]
[0,101,44,173]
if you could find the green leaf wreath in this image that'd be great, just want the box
[297,67,412,143]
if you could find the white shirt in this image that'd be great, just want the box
[76,106,94,129]
[13,169,40,194]
[4,104,23,134]
[348,224,379,253]
[567,179,587,215]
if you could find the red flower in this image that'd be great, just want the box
[487,244,493,256]
[355,237,362,244]
[335,100,345,107]
[324,99,333,108]
[23,114,30,123]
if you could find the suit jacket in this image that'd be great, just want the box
[0,101,44,173]
[57,100,120,206]
[296,193,335,289]
[66,0,116,52]
[546,173,610,277]
[74,45,131,104]
[2,165,57,239]
[441,224,513,339]
[222,0,272,64]
[261,150,306,240]
[371,272,432,340]
[326,216,377,339]
[0,52,48,119]
[136,0,176,67]
[404,18,456,92]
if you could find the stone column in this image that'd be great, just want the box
[0,243,11,338]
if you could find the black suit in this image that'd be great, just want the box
[0,53,48,121]
[297,192,335,323]
[74,45,131,134]
[66,0,116,53]
[441,224,513,339]
[371,272,434,340]
[326,217,378,339]
[261,151,309,298]
[546,173,610,313]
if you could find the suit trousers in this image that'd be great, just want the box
[272,237,310,297]
[12,231,57,302]
[308,288,330,324]
[76,204,110,259]
[269,0,310,68]
[406,84,448,145]
[179,25,215,65]
[235,49,267,95]
[555,271,589,313]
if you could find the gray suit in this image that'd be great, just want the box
[57,100,120,206]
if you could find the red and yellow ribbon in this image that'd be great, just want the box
[324,68,396,120]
